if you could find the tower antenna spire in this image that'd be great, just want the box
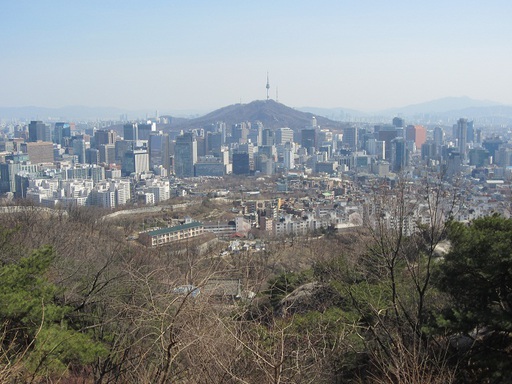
[266,72,270,101]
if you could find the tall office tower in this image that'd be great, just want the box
[122,149,149,176]
[138,122,156,140]
[377,126,398,161]
[87,148,100,165]
[232,152,251,175]
[365,138,385,159]
[342,126,358,150]
[206,132,223,155]
[215,121,227,144]
[259,145,277,162]
[149,132,170,175]
[256,154,274,175]
[231,123,249,144]
[467,120,475,143]
[457,118,468,161]
[99,144,116,164]
[405,125,427,151]
[475,128,482,144]
[275,127,294,145]
[72,138,88,164]
[251,121,264,145]
[28,121,51,142]
[391,137,408,172]
[392,117,405,128]
[54,122,71,145]
[482,137,504,162]
[495,145,512,167]
[283,145,295,170]
[433,126,444,147]
[237,143,255,171]
[468,148,490,167]
[196,135,206,157]
[94,129,116,148]
[318,129,333,145]
[421,141,438,162]
[123,123,138,141]
[262,128,275,146]
[174,132,197,177]
[301,128,317,154]
[115,140,134,164]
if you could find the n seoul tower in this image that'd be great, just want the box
[266,72,270,101]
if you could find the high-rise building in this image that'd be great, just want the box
[405,125,427,151]
[94,129,116,148]
[467,120,475,143]
[54,122,71,145]
[232,152,251,175]
[366,138,385,160]
[376,126,398,161]
[206,132,223,155]
[28,121,51,142]
[482,137,504,162]
[276,127,294,145]
[18,141,53,164]
[469,148,490,167]
[174,132,197,177]
[248,122,263,146]
[433,127,444,147]
[99,144,116,164]
[87,148,100,164]
[149,132,170,175]
[392,117,405,128]
[122,149,149,176]
[72,138,88,164]
[138,122,156,141]
[301,128,317,153]
[421,141,438,162]
[123,123,138,141]
[391,137,408,172]
[115,140,134,164]
[342,126,358,150]
[457,118,468,161]
[283,146,295,170]
[0,159,39,195]
[231,123,249,144]
[262,128,275,146]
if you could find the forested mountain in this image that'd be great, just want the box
[1,188,511,383]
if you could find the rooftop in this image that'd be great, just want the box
[145,221,203,236]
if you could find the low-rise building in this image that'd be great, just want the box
[139,222,204,247]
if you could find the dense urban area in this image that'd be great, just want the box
[1,100,512,383]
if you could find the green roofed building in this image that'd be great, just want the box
[139,222,204,247]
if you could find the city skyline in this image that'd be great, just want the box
[2,1,512,113]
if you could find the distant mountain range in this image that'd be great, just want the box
[0,106,205,122]
[2,97,512,126]
[299,97,512,125]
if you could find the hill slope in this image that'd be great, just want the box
[173,100,344,131]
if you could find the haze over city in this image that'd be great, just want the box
[2,1,512,114]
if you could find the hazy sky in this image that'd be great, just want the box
[2,1,512,113]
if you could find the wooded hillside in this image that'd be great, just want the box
[0,199,511,383]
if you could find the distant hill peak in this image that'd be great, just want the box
[384,96,503,115]
[172,99,343,131]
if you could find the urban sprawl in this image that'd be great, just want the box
[0,112,510,244]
